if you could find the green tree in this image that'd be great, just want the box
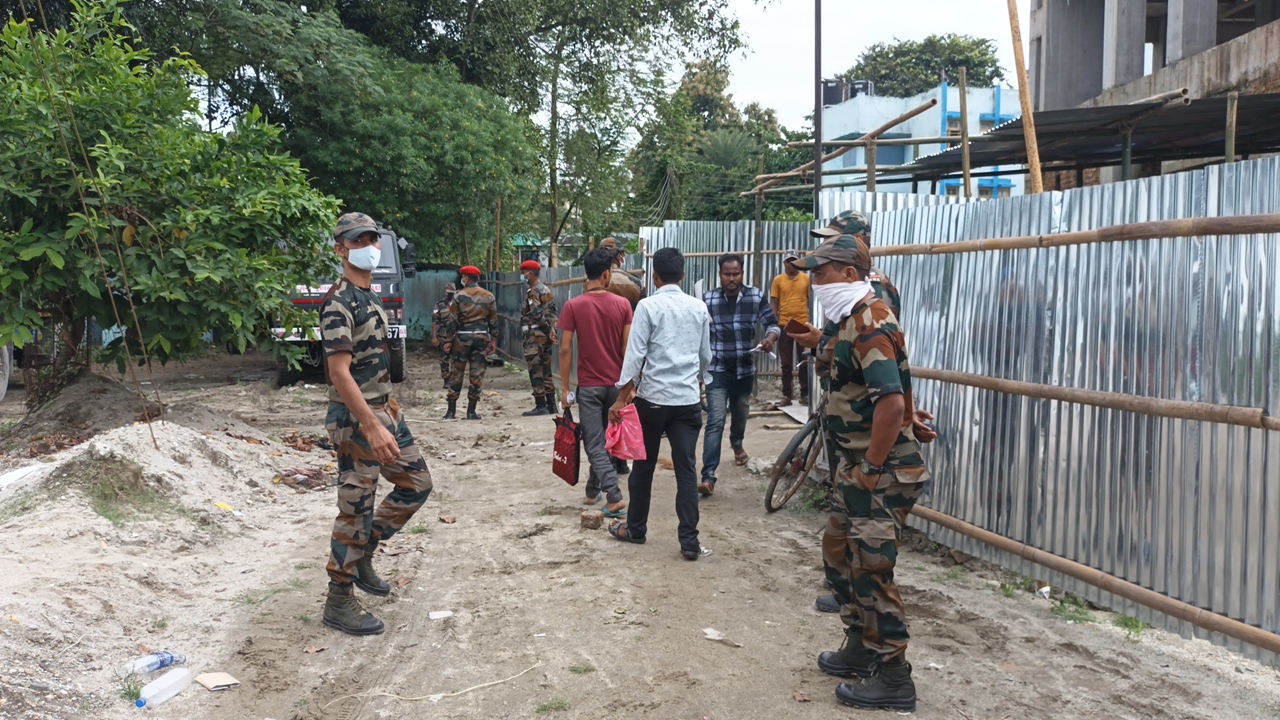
[838,33,1005,98]
[0,1,337,404]
[286,57,540,264]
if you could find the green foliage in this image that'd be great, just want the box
[287,58,539,263]
[839,33,1005,98]
[1114,614,1147,640]
[1051,596,1095,624]
[568,663,595,674]
[535,698,570,713]
[630,61,815,224]
[998,582,1020,598]
[0,1,337,399]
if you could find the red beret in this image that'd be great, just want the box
[460,265,481,277]
[520,260,541,271]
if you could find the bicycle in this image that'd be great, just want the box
[765,359,837,512]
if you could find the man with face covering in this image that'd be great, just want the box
[519,260,559,416]
[787,233,931,712]
[431,283,456,391]
[319,212,434,636]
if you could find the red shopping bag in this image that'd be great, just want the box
[552,407,582,486]
[605,404,647,461]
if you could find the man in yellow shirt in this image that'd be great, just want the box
[771,249,811,406]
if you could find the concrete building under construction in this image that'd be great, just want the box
[1030,0,1280,109]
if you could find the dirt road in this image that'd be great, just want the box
[1,350,1278,720]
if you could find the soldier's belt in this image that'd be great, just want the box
[366,394,391,407]
[455,330,490,337]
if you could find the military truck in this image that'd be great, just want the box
[271,226,417,386]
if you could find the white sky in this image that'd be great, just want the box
[726,0,1033,130]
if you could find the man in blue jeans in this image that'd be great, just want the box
[699,253,780,497]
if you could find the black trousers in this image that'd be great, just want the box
[627,396,703,553]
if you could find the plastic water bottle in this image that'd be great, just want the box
[135,668,192,709]
[116,652,185,678]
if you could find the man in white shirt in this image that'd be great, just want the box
[609,248,712,560]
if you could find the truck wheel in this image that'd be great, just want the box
[0,344,11,404]
[389,339,406,384]
[276,352,303,387]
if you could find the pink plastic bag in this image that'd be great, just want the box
[605,404,647,461]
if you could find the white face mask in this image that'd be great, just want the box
[346,244,381,271]
[812,279,873,325]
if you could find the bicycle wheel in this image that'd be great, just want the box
[765,417,821,513]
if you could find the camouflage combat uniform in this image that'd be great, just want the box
[822,295,930,663]
[444,283,498,402]
[521,279,558,402]
[432,295,453,389]
[320,277,434,586]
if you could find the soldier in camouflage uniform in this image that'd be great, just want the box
[519,260,559,416]
[811,210,900,317]
[599,237,645,309]
[809,211,937,616]
[320,212,434,637]
[431,283,456,391]
[788,233,931,711]
[442,265,497,421]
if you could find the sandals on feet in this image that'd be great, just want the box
[602,503,627,519]
[734,447,749,466]
[608,521,645,544]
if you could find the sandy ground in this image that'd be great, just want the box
[2,350,1279,720]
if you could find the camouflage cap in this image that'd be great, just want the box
[335,212,378,240]
[782,248,801,261]
[811,209,871,239]
[792,233,872,273]
[445,282,456,293]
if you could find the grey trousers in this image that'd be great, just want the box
[577,385,624,504]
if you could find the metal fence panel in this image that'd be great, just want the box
[637,172,1280,661]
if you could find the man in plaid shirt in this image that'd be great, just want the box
[699,253,780,497]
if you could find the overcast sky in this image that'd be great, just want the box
[726,0,1033,129]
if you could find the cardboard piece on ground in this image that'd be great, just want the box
[194,672,241,692]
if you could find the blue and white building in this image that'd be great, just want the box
[820,82,1026,199]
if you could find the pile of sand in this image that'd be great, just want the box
[0,416,337,719]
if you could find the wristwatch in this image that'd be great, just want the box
[860,459,892,476]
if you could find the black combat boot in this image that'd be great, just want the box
[816,594,841,613]
[443,399,457,421]
[466,399,482,420]
[835,656,916,711]
[322,582,385,636]
[818,630,879,678]
[353,541,390,596]
[522,396,550,416]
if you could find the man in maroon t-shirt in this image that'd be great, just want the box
[559,247,634,515]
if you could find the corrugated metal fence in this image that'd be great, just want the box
[638,162,1280,661]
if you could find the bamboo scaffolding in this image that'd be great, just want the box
[785,135,1001,149]
[1007,0,1043,193]
[911,506,1280,655]
[739,99,938,197]
[873,214,1280,258]
[913,367,1280,432]
[958,66,972,198]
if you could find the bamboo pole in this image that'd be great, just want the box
[786,134,1001,149]
[495,196,503,271]
[1133,87,1190,104]
[1006,0,1043,193]
[910,505,1280,655]
[740,98,938,197]
[958,66,972,199]
[755,163,919,183]
[1225,91,1239,162]
[646,250,789,259]
[912,367,1280,431]
[872,213,1280,258]
[865,139,878,193]
[754,155,765,289]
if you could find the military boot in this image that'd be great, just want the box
[835,657,916,711]
[522,396,550,417]
[443,399,457,421]
[322,582,385,636]
[817,630,879,678]
[466,399,482,421]
[353,541,390,596]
